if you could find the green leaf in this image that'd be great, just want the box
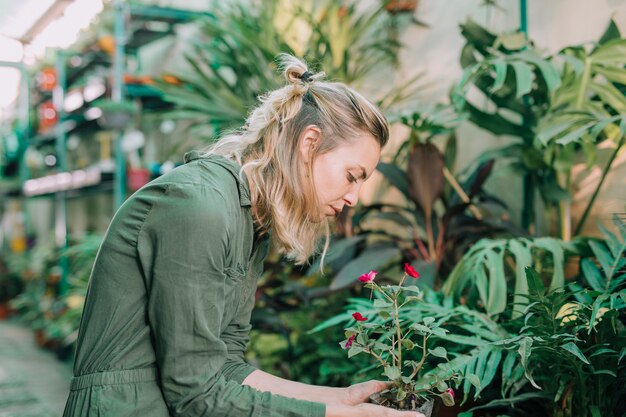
[533,238,565,290]
[589,241,614,283]
[431,327,449,337]
[307,235,366,275]
[376,162,410,200]
[590,405,602,417]
[402,339,416,350]
[411,324,432,334]
[384,366,401,380]
[439,334,487,346]
[466,373,481,390]
[480,349,503,393]
[581,259,605,292]
[518,337,541,389]
[556,121,598,145]
[593,65,626,86]
[510,61,533,98]
[396,388,407,401]
[502,350,517,382]
[590,39,626,65]
[597,19,622,45]
[423,317,435,325]
[373,299,393,308]
[526,267,545,298]
[330,245,401,290]
[509,239,532,318]
[373,341,391,352]
[592,369,616,377]
[402,286,421,294]
[560,342,590,364]
[486,249,507,315]
[348,346,365,358]
[441,391,455,406]
[590,81,626,113]
[490,60,508,93]
[429,347,448,359]
[308,312,353,333]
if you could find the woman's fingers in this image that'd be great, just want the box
[344,380,391,405]
[355,403,426,417]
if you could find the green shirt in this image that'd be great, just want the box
[63,151,326,417]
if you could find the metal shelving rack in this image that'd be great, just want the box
[3,2,205,293]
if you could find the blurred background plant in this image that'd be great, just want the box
[155,0,420,139]
[451,19,626,240]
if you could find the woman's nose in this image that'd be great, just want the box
[344,184,361,207]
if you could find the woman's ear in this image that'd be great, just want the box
[299,125,322,163]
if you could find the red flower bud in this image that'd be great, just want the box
[404,263,420,278]
[344,334,356,349]
[358,270,377,283]
[446,388,455,399]
[352,312,368,322]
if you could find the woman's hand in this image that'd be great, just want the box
[326,380,425,417]
[326,403,425,417]
[342,379,390,405]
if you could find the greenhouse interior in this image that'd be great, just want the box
[0,0,625,416]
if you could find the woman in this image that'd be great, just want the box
[63,55,424,417]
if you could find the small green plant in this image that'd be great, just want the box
[339,264,459,414]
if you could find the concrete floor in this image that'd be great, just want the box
[0,319,73,417]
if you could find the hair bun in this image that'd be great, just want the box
[278,53,325,86]
[285,66,307,85]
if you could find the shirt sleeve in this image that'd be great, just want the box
[219,302,257,383]
[136,182,325,417]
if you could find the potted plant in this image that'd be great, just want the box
[92,98,138,130]
[339,265,461,416]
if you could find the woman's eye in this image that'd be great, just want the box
[347,173,357,183]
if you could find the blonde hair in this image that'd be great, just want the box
[202,54,389,264]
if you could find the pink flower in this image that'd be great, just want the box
[404,263,420,279]
[352,312,368,322]
[446,388,455,399]
[344,334,356,349]
[358,270,377,283]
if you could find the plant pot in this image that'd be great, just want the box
[0,303,11,320]
[34,329,47,347]
[127,168,151,191]
[370,392,435,417]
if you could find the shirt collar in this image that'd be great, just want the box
[183,150,251,207]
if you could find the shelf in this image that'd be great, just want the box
[0,178,23,197]
[30,117,100,148]
[129,4,208,23]
[66,50,111,87]
[22,170,114,199]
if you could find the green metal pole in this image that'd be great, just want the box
[520,0,528,34]
[0,61,31,185]
[54,50,69,295]
[518,0,534,233]
[113,0,127,210]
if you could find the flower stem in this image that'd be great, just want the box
[363,346,388,369]
[414,334,428,376]
[394,275,406,373]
